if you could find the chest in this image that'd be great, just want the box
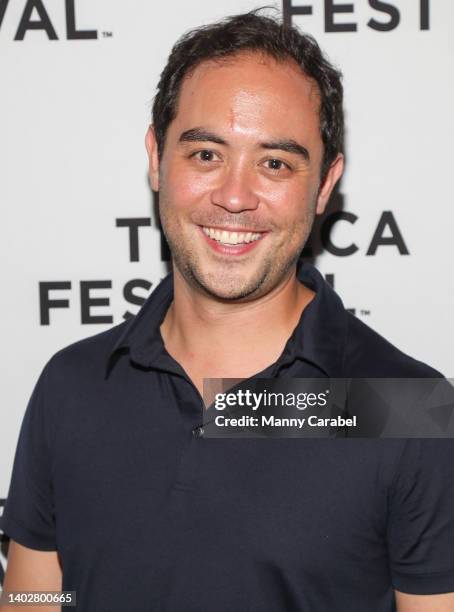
[51,370,396,607]
[53,407,388,572]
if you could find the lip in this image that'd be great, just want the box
[198,225,267,256]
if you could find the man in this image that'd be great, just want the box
[1,10,454,612]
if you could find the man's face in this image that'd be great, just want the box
[147,51,343,301]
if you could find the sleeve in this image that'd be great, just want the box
[387,438,454,594]
[0,360,57,551]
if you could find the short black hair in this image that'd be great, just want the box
[152,8,344,181]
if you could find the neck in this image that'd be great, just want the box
[160,265,315,395]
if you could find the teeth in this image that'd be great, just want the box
[202,226,262,245]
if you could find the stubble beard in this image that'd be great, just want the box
[159,198,317,303]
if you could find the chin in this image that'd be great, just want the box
[192,271,268,302]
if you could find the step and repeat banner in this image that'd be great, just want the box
[1,0,453,577]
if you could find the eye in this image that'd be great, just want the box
[190,149,221,163]
[263,158,292,173]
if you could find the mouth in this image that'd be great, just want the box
[199,225,267,255]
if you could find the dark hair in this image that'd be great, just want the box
[152,9,344,181]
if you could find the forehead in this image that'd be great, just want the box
[172,51,321,140]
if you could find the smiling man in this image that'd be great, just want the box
[150,46,340,393]
[1,9,454,612]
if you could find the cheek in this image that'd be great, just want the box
[165,160,213,206]
[260,183,315,227]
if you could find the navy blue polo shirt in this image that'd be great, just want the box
[2,262,454,611]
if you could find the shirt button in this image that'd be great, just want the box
[192,425,204,438]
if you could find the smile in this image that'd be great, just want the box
[201,226,263,245]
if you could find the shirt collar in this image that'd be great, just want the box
[276,262,347,377]
[105,262,348,379]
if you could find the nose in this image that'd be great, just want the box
[210,164,260,213]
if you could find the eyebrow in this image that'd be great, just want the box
[178,128,310,162]
[179,128,226,146]
[261,139,310,162]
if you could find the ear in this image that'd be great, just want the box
[315,153,344,215]
[145,125,160,191]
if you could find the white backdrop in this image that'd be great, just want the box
[1,0,453,566]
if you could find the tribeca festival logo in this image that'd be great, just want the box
[39,218,156,326]
[0,0,112,40]
[38,209,408,325]
[282,0,431,31]
[303,207,409,316]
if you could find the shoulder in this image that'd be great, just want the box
[26,321,132,434]
[342,312,442,378]
[43,319,131,384]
